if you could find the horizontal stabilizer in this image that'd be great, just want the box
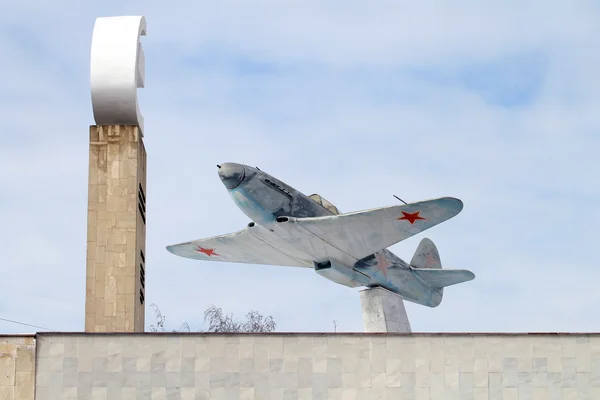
[411,268,475,288]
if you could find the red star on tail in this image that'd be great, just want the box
[397,211,426,224]
[195,246,219,257]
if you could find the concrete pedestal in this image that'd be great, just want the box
[360,287,411,332]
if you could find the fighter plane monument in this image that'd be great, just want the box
[167,163,475,332]
[84,14,474,334]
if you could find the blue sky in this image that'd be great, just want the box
[0,1,599,334]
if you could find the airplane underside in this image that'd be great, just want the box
[241,219,446,307]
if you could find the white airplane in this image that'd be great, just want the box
[167,163,475,307]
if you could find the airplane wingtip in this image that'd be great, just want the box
[452,196,464,205]
[445,197,464,213]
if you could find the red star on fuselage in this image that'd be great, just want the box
[397,211,426,224]
[195,246,219,257]
[374,252,391,279]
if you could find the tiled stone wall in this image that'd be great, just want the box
[0,335,36,400]
[34,332,600,400]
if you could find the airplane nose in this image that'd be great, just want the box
[217,163,245,189]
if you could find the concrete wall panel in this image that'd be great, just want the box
[33,333,600,400]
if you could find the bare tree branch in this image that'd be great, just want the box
[149,303,166,332]
[151,304,276,333]
[175,321,191,333]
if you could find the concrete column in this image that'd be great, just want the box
[85,125,147,332]
[360,287,411,333]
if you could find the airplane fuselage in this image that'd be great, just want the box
[217,162,443,307]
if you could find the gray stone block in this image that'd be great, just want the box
[151,353,166,373]
[150,371,167,387]
[269,358,283,373]
[166,372,181,387]
[166,387,181,400]
[122,357,137,373]
[180,372,195,388]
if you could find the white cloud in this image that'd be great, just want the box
[0,1,599,334]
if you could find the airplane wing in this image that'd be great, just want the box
[166,228,309,268]
[291,197,463,260]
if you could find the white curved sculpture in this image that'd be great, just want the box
[90,16,147,133]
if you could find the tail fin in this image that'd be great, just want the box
[410,238,475,289]
[410,238,441,269]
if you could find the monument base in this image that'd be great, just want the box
[360,287,411,332]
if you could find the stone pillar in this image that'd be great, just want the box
[86,16,147,332]
[85,125,147,332]
[360,287,411,333]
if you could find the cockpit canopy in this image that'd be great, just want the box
[309,194,340,215]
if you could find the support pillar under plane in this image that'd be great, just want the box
[360,287,412,333]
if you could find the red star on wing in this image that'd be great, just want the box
[374,252,391,279]
[397,211,426,224]
[195,246,219,257]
